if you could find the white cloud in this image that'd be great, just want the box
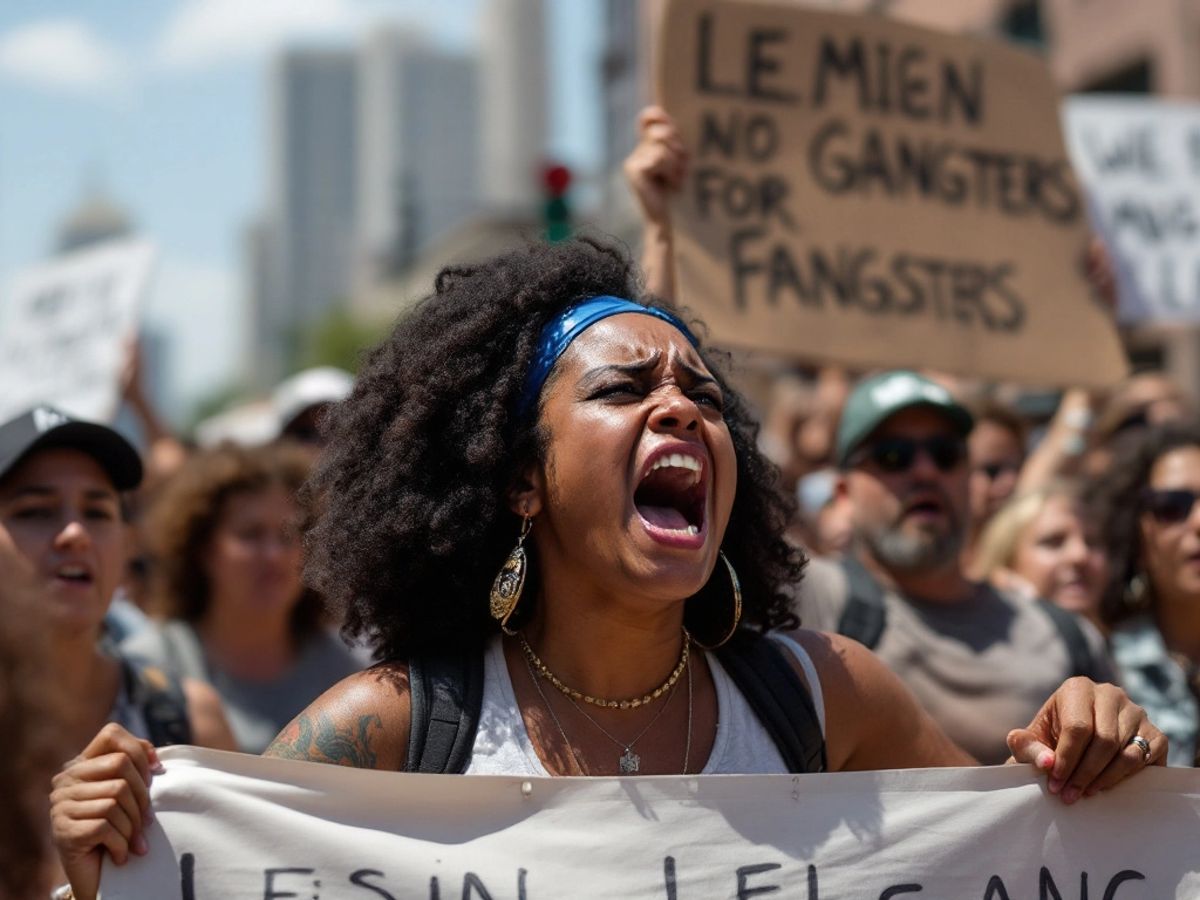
[155,0,367,70]
[0,19,127,94]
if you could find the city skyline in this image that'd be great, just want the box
[0,0,603,421]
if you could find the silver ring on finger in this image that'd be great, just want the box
[1127,734,1151,764]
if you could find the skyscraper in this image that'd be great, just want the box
[356,27,481,284]
[267,48,358,328]
[479,0,548,213]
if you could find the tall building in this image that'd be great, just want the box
[244,216,279,389]
[479,0,548,213]
[598,0,664,238]
[356,28,481,284]
[267,48,358,330]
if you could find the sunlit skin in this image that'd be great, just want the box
[0,449,125,637]
[1010,495,1107,622]
[499,315,736,768]
[1139,446,1200,662]
[525,314,736,617]
[968,420,1024,530]
[840,407,971,602]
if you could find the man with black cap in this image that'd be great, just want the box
[794,372,1114,766]
[0,406,235,758]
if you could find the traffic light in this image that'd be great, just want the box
[542,162,572,243]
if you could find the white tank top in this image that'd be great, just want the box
[464,634,826,775]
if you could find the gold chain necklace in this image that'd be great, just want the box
[524,650,695,776]
[518,629,690,710]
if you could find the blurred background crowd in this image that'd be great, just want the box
[3,0,1200,896]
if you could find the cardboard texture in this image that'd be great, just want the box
[657,0,1128,387]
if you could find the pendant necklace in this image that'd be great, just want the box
[563,669,680,773]
[524,652,695,775]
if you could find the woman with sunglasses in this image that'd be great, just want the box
[51,240,1165,900]
[1093,422,1200,767]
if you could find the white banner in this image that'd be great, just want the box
[101,747,1200,899]
[0,239,156,422]
[1063,97,1200,322]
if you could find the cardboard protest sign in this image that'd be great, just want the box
[657,0,1127,387]
[103,747,1200,899]
[1063,97,1200,323]
[0,239,156,423]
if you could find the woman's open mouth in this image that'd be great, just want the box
[634,448,708,547]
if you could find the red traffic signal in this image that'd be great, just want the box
[542,163,571,197]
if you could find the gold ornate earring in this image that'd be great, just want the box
[490,515,532,635]
[690,551,743,650]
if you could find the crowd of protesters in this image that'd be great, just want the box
[0,104,1193,899]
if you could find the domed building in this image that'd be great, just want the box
[55,183,135,255]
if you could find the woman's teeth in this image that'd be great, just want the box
[648,453,702,483]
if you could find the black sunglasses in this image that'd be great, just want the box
[852,436,966,474]
[1142,488,1200,524]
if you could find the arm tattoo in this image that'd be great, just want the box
[264,711,384,768]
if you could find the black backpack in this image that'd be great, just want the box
[118,655,194,747]
[404,629,826,775]
[835,555,1104,682]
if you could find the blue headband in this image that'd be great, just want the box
[515,295,699,420]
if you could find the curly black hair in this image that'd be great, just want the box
[305,237,804,659]
[1091,420,1200,626]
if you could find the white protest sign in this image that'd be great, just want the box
[1063,97,1200,322]
[657,0,1128,387]
[0,239,156,422]
[102,747,1200,899]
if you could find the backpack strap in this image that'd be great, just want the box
[120,657,193,747]
[404,649,485,774]
[1035,599,1105,684]
[836,555,888,650]
[714,630,827,774]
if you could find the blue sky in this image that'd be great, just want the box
[0,0,604,419]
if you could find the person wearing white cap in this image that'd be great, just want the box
[272,366,355,448]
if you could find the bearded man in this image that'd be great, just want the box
[794,371,1114,764]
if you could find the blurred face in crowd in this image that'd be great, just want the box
[842,407,968,573]
[203,484,305,620]
[968,419,1024,529]
[1139,446,1200,606]
[0,448,124,635]
[1010,494,1107,620]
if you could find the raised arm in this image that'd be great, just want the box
[624,105,688,303]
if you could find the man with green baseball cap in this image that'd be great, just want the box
[834,371,974,468]
[794,371,1114,767]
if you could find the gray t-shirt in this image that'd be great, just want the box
[795,556,1115,765]
[121,620,362,753]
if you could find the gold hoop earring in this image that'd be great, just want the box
[490,516,532,635]
[690,551,742,650]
